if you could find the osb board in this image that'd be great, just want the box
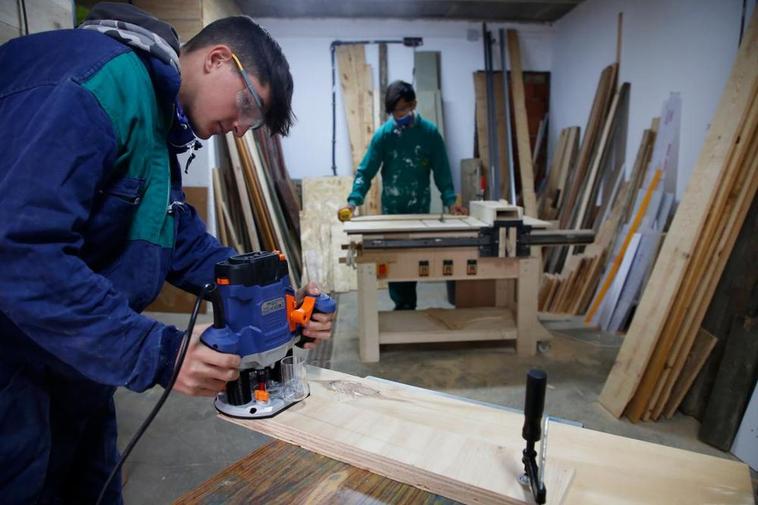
[222,367,753,505]
[146,187,208,314]
[300,176,356,293]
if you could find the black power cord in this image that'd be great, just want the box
[95,283,213,505]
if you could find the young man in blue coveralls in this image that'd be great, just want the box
[339,81,466,310]
[0,3,333,503]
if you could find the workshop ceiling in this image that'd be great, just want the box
[236,0,584,23]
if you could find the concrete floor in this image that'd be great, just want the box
[116,282,755,503]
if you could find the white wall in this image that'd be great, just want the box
[550,0,751,199]
[255,18,553,194]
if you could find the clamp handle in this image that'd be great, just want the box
[522,369,547,504]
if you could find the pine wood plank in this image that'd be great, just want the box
[222,367,753,505]
[629,92,758,422]
[557,64,616,230]
[233,135,274,250]
[224,133,260,251]
[539,128,568,217]
[245,132,300,284]
[506,30,537,216]
[643,116,758,421]
[357,263,379,362]
[571,84,624,236]
[599,12,758,418]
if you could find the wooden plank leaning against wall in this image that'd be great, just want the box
[599,9,758,419]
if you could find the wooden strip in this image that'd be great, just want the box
[644,118,758,421]
[506,30,537,216]
[245,132,299,284]
[224,133,260,251]
[572,83,626,234]
[662,329,718,418]
[234,136,275,250]
[539,128,568,218]
[554,127,580,213]
[557,64,616,230]
[599,12,758,418]
[223,367,753,505]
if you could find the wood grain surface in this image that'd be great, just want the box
[175,440,457,505]
[220,367,751,505]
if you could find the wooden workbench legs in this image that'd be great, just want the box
[517,257,550,357]
[358,263,380,362]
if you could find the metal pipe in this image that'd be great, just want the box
[499,28,517,205]
[483,24,499,200]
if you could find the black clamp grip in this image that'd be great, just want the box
[522,369,547,504]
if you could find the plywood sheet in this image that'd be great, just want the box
[223,367,753,505]
[378,307,517,343]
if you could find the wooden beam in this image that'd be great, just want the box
[506,30,537,216]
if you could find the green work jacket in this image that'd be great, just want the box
[347,113,456,214]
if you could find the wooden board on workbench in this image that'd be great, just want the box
[175,440,457,505]
[344,215,487,234]
[221,367,752,505]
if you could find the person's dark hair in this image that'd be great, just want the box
[184,16,294,136]
[385,80,416,114]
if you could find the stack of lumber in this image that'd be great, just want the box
[582,94,680,332]
[336,44,380,216]
[213,129,302,287]
[540,63,620,277]
[599,12,758,423]
[539,72,681,329]
[680,196,757,451]
[538,66,638,315]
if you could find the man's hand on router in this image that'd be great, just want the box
[297,281,335,350]
[175,324,241,397]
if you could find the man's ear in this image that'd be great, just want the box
[204,45,233,73]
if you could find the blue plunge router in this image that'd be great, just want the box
[200,251,335,419]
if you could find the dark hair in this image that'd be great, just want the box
[184,16,295,136]
[385,80,415,114]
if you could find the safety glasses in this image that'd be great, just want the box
[230,53,265,130]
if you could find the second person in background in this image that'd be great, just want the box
[339,80,466,310]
